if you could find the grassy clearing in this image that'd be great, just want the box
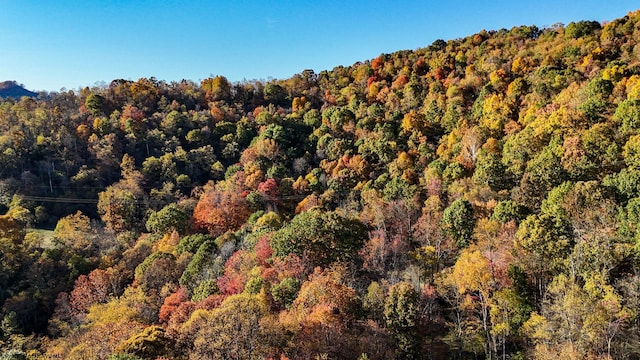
[26,228,56,249]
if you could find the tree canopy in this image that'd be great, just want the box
[3,10,640,359]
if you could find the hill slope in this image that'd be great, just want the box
[0,81,38,98]
[1,9,640,360]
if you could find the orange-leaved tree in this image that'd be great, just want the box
[192,188,251,237]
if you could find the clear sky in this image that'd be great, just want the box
[0,0,638,92]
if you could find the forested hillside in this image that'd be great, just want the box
[1,11,640,360]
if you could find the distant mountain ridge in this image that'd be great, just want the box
[0,81,38,99]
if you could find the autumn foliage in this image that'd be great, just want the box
[3,11,640,360]
[192,188,252,237]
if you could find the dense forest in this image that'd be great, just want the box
[1,10,640,360]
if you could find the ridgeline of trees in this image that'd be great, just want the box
[1,11,640,360]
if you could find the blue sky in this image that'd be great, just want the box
[0,0,637,92]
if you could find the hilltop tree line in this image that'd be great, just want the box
[1,11,640,360]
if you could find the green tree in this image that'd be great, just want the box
[145,203,189,234]
[473,151,511,192]
[579,77,613,124]
[384,282,421,359]
[442,198,474,248]
[564,20,601,39]
[179,239,220,292]
[271,277,300,310]
[615,99,640,135]
[515,213,573,298]
[491,200,526,224]
[623,134,640,168]
[85,93,105,116]
[271,209,367,267]
[176,233,215,255]
[514,142,567,209]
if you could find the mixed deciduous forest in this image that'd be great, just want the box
[1,11,640,360]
